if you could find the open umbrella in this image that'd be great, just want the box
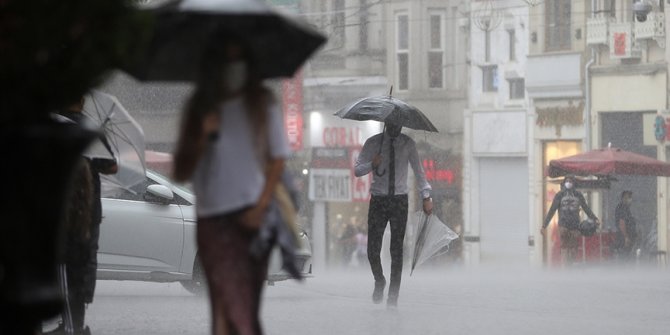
[547,145,670,178]
[83,91,146,191]
[125,0,327,81]
[334,88,439,132]
[410,211,459,276]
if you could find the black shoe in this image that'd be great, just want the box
[372,279,386,304]
[387,295,398,308]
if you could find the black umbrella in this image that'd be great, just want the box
[125,0,327,81]
[334,88,439,132]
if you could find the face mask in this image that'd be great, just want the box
[564,182,573,189]
[224,61,247,92]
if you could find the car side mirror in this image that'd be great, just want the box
[145,184,174,203]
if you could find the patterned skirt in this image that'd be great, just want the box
[197,211,269,335]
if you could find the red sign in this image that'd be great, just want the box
[322,127,363,148]
[613,32,626,56]
[423,159,454,184]
[282,71,304,151]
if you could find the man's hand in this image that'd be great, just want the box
[372,154,382,169]
[423,197,433,215]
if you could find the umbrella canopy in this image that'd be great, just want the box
[410,212,459,276]
[125,0,327,81]
[335,95,439,132]
[83,91,146,190]
[547,146,670,178]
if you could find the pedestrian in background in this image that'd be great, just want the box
[542,175,600,266]
[614,190,638,262]
[173,39,290,335]
[44,98,118,335]
[355,122,432,307]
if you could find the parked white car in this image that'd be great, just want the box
[96,170,312,294]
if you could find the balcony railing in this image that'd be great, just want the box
[586,12,665,58]
[635,12,665,48]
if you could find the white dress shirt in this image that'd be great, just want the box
[354,133,431,198]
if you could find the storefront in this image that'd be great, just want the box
[464,109,532,265]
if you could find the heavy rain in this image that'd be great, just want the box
[1,0,670,335]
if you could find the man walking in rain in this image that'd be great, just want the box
[542,175,599,266]
[355,122,432,307]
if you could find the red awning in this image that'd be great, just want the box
[547,147,670,178]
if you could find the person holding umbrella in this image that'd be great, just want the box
[354,122,432,308]
[45,98,119,335]
[173,39,290,335]
[541,175,600,266]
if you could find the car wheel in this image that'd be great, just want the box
[180,255,207,295]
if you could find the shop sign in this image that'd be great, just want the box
[423,159,455,184]
[309,169,352,202]
[282,71,303,151]
[643,113,670,145]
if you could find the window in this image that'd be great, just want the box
[428,13,445,88]
[508,29,516,61]
[508,78,525,99]
[546,0,571,51]
[396,14,409,90]
[482,65,498,92]
[332,0,345,49]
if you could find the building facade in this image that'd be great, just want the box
[463,0,532,265]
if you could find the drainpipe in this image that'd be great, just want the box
[585,0,596,150]
[585,49,595,150]
[585,0,597,260]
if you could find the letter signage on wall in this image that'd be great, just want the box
[282,71,304,151]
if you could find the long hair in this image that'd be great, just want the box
[173,41,274,182]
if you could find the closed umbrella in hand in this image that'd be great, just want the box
[410,211,459,276]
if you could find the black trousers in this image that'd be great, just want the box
[367,194,408,298]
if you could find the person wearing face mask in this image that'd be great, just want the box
[173,40,289,335]
[542,175,599,265]
[614,190,637,262]
[355,122,432,307]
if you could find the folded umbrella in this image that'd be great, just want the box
[410,211,459,276]
[83,91,146,191]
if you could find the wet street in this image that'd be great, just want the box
[47,266,670,335]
